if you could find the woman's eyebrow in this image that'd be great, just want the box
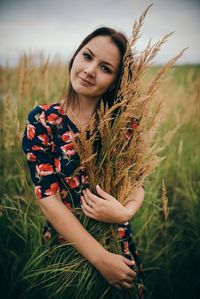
[85,47,116,70]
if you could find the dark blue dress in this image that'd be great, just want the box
[22,101,144,297]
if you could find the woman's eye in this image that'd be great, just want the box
[101,65,112,73]
[83,53,92,60]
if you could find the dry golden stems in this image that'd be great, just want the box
[121,13,173,98]
[162,180,169,221]
[130,4,153,47]
[120,35,181,124]
[17,54,27,102]
[41,55,50,101]
[73,6,187,207]
[17,54,37,116]
[147,48,188,98]
[121,33,184,113]
[144,32,174,66]
[2,91,18,149]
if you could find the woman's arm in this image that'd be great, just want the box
[39,193,136,289]
[123,186,145,220]
[81,185,144,224]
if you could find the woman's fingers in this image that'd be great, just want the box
[81,196,93,212]
[96,185,112,200]
[82,190,95,208]
[124,275,134,283]
[128,268,137,278]
[83,189,98,205]
[113,284,122,290]
[120,281,132,289]
[113,279,133,289]
[81,202,95,219]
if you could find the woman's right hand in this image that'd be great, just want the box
[37,194,136,290]
[94,251,137,289]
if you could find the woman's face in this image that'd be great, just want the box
[70,35,121,101]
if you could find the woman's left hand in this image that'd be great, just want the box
[81,185,130,223]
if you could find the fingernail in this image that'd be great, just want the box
[96,184,101,189]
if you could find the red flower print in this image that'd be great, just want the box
[61,131,74,142]
[39,111,52,134]
[32,145,44,151]
[118,227,126,239]
[64,202,73,212]
[125,131,132,140]
[51,142,55,152]
[61,143,76,156]
[27,152,36,162]
[47,113,62,125]
[131,117,139,131]
[38,134,50,145]
[35,186,42,199]
[57,235,66,244]
[125,117,139,141]
[39,111,46,126]
[65,176,80,189]
[36,163,54,176]
[81,174,89,185]
[39,104,51,111]
[59,106,65,115]
[44,230,51,240]
[27,124,36,140]
[60,189,68,199]
[44,182,60,196]
[52,104,62,111]
[54,158,61,172]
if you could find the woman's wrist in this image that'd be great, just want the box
[90,247,109,268]
[119,206,131,223]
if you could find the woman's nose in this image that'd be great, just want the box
[84,63,96,77]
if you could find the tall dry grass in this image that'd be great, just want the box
[0,14,200,299]
[1,60,200,299]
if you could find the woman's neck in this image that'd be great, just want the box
[64,94,100,131]
[75,94,99,115]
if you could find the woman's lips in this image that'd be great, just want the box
[79,77,94,86]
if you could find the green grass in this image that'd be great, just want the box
[0,60,200,299]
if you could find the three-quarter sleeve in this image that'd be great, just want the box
[22,106,60,199]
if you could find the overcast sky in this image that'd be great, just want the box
[0,0,200,66]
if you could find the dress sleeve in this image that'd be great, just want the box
[22,106,60,199]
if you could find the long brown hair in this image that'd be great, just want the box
[63,27,128,112]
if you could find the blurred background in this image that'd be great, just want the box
[0,1,200,299]
[0,0,200,66]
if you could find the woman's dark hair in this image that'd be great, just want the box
[63,26,128,110]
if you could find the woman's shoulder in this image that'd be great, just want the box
[27,101,65,126]
[28,101,63,116]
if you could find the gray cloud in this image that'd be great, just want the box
[0,0,199,66]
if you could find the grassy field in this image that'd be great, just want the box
[0,55,200,299]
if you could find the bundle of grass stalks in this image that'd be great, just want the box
[22,5,187,299]
[76,5,186,201]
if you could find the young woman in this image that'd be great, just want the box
[22,27,145,294]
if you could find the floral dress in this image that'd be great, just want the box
[22,101,144,298]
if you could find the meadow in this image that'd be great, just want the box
[0,54,200,299]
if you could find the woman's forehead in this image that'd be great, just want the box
[83,35,121,68]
